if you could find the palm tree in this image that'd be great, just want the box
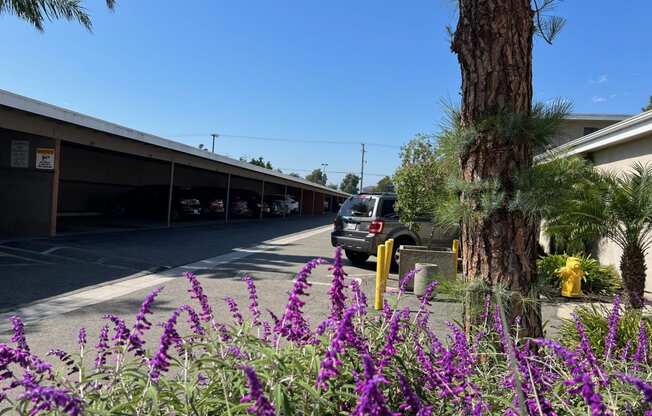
[0,0,115,31]
[546,162,652,308]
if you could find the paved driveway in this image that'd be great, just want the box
[0,216,333,311]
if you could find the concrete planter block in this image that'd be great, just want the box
[414,263,439,297]
[397,245,456,290]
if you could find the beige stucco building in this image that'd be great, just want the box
[543,112,652,295]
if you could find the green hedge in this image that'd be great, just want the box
[537,253,622,296]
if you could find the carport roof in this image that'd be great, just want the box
[0,89,349,197]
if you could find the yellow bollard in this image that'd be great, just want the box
[382,239,394,292]
[452,239,460,275]
[558,256,583,297]
[374,244,386,310]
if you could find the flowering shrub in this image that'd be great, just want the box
[1,247,652,415]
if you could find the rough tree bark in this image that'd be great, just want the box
[621,242,647,309]
[452,0,543,337]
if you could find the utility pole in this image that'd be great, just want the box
[359,143,366,193]
[321,163,328,183]
[211,134,219,153]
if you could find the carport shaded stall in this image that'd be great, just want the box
[0,89,348,238]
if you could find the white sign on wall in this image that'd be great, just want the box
[10,140,29,168]
[35,148,55,170]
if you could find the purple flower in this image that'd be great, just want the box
[224,296,244,326]
[379,307,409,367]
[19,386,83,416]
[316,305,367,389]
[567,372,609,416]
[616,373,652,402]
[77,328,86,349]
[604,295,621,359]
[180,304,205,335]
[128,287,163,355]
[398,268,419,294]
[398,372,423,414]
[480,294,491,325]
[327,246,348,321]
[185,272,214,323]
[103,314,129,348]
[351,354,397,416]
[276,258,325,343]
[94,324,110,368]
[415,281,438,328]
[620,340,632,362]
[149,307,183,381]
[240,366,275,416]
[573,314,605,383]
[10,316,29,352]
[243,275,261,326]
[0,343,53,379]
[633,321,649,365]
[350,279,367,316]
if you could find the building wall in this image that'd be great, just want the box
[549,120,620,148]
[590,133,652,294]
[0,129,56,237]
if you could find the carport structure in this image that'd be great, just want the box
[0,90,348,238]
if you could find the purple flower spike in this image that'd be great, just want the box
[149,307,183,381]
[398,372,423,414]
[243,275,262,326]
[276,258,326,343]
[351,354,397,416]
[604,295,621,359]
[616,373,652,402]
[77,328,86,349]
[241,366,276,416]
[327,246,348,321]
[398,268,419,294]
[94,324,110,368]
[10,316,29,352]
[128,287,163,356]
[316,305,362,389]
[185,272,214,323]
[103,314,129,348]
[224,296,244,326]
[180,304,205,336]
[567,372,609,416]
[350,280,367,316]
[19,386,83,416]
[633,321,649,366]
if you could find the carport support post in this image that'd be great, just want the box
[283,185,288,218]
[260,180,265,220]
[49,138,61,237]
[166,161,175,227]
[312,191,316,216]
[299,189,304,216]
[225,173,231,224]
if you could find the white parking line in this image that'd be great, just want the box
[0,224,333,331]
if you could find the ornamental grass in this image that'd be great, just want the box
[1,247,651,415]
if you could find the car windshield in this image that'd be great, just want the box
[339,196,376,217]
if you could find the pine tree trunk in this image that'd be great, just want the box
[452,0,543,338]
[621,242,647,309]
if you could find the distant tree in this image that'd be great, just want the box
[288,172,301,178]
[373,176,394,193]
[643,96,652,112]
[1,0,116,31]
[198,144,206,150]
[327,183,338,190]
[242,156,274,170]
[305,169,327,185]
[340,174,360,194]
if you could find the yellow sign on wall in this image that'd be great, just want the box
[35,148,55,170]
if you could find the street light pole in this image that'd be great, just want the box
[211,134,219,153]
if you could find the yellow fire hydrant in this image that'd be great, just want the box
[558,256,583,297]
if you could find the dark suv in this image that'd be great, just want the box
[331,193,455,266]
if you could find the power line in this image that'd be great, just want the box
[278,168,390,177]
[164,132,402,149]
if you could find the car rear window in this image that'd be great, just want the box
[339,196,377,217]
[379,199,398,219]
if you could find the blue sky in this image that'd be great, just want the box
[0,1,650,187]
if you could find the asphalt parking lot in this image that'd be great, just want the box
[0,216,334,311]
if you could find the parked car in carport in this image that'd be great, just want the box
[107,185,202,221]
[192,187,226,218]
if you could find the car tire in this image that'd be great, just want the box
[392,237,415,271]
[345,249,370,265]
